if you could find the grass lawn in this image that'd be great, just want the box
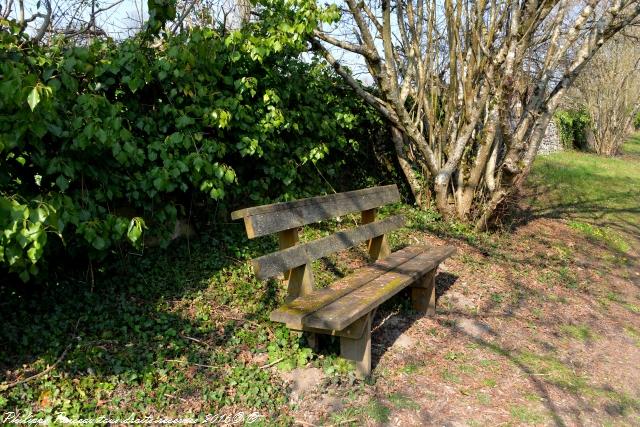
[1,136,639,425]
[528,133,640,250]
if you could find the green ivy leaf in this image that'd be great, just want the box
[224,169,235,184]
[18,270,30,282]
[92,236,106,250]
[27,87,41,111]
[56,176,69,191]
[127,217,146,244]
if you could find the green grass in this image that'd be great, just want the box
[476,391,491,405]
[560,324,595,342]
[513,351,589,393]
[510,404,546,424]
[529,135,640,251]
[441,369,462,383]
[624,326,640,347]
[624,133,640,155]
[482,377,497,388]
[364,400,391,423]
[401,363,420,374]
[625,303,640,314]
[388,392,420,410]
[568,220,631,253]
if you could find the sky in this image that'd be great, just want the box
[13,0,255,40]
[16,0,148,39]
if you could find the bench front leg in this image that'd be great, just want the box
[339,312,372,378]
[411,269,437,315]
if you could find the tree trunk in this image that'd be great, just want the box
[310,0,640,229]
[390,126,424,206]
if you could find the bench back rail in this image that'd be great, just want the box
[231,185,403,301]
[231,185,400,238]
[251,215,404,280]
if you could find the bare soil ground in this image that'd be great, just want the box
[288,215,640,426]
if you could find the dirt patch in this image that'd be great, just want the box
[289,216,640,426]
[281,367,325,402]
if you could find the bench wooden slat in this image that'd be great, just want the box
[270,245,427,328]
[230,185,401,238]
[252,215,406,279]
[303,246,456,331]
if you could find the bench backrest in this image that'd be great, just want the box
[231,185,404,300]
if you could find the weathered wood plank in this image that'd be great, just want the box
[231,185,401,238]
[277,228,314,301]
[303,245,456,331]
[278,228,298,285]
[340,313,372,378]
[361,208,390,261]
[411,270,437,315]
[252,215,406,280]
[270,245,427,328]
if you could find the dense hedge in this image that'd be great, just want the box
[0,15,383,282]
[554,109,591,150]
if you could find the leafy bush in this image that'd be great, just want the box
[554,109,591,150]
[634,111,640,130]
[0,13,380,281]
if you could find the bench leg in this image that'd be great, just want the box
[340,313,372,378]
[305,332,319,351]
[411,269,436,315]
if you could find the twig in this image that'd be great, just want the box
[179,332,211,348]
[224,255,244,264]
[322,419,358,427]
[165,359,221,369]
[371,310,399,333]
[0,318,80,391]
[260,357,284,369]
[220,314,274,336]
[0,344,71,391]
[164,393,188,403]
[294,419,320,427]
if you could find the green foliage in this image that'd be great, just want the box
[0,225,293,420]
[146,0,177,33]
[266,326,313,371]
[554,109,591,150]
[0,12,380,281]
[634,111,640,129]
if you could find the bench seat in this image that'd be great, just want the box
[271,245,455,332]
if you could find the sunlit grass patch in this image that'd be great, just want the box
[476,391,491,405]
[363,400,391,423]
[624,326,640,347]
[623,134,640,156]
[624,303,640,314]
[441,369,462,383]
[387,392,420,410]
[568,221,630,254]
[328,406,362,426]
[529,140,640,251]
[513,351,589,393]
[510,404,546,424]
[560,324,595,342]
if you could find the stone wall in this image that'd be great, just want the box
[538,120,563,155]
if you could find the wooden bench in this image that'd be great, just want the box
[231,185,455,377]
